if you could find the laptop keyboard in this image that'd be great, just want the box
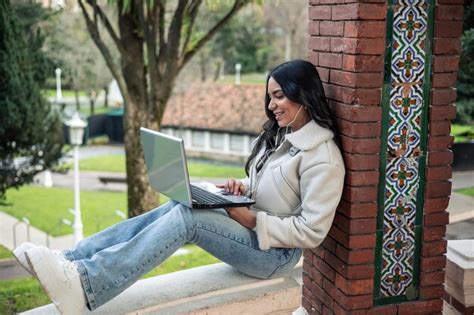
[190,185,230,205]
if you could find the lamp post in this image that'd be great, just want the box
[65,112,87,244]
[55,68,63,103]
[235,63,241,85]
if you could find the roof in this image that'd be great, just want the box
[162,82,268,134]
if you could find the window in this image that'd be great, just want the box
[210,133,225,149]
[230,134,244,151]
[174,129,184,140]
[192,131,205,147]
[161,128,172,136]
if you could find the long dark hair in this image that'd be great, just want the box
[245,59,339,175]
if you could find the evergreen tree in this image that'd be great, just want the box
[0,0,63,202]
[454,1,474,125]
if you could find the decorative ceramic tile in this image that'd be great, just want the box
[375,0,433,302]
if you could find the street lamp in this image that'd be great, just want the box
[65,112,87,244]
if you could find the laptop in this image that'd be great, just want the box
[140,127,255,209]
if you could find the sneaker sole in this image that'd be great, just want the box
[25,250,85,315]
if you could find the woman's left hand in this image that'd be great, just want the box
[225,207,256,229]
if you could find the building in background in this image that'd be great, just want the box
[161,83,267,161]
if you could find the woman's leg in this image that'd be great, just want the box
[63,200,179,261]
[190,208,302,280]
[74,203,301,311]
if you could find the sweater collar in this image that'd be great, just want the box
[284,120,334,151]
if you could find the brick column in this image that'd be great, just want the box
[303,0,464,314]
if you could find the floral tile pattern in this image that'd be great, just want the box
[377,0,432,299]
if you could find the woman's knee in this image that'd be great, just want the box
[170,202,194,226]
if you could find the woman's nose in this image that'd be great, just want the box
[268,99,276,110]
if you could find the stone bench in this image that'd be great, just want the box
[98,176,126,185]
[21,260,302,314]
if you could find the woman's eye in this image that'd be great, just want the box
[275,94,284,99]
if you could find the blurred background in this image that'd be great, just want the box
[0,0,472,313]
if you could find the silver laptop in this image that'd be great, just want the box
[140,127,255,209]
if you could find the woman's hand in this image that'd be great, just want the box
[225,207,256,229]
[216,179,245,195]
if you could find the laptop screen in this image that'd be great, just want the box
[140,128,192,207]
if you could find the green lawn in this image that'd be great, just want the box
[0,245,12,259]
[1,186,129,237]
[455,186,474,197]
[0,277,51,314]
[79,106,113,117]
[220,72,266,85]
[41,89,87,98]
[452,124,474,143]
[75,154,246,178]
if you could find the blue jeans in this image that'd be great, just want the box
[63,201,302,311]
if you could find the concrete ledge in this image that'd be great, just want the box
[22,260,302,314]
[444,240,474,314]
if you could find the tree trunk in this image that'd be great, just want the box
[104,86,109,108]
[123,103,159,217]
[89,93,95,115]
[199,53,207,81]
[119,7,159,217]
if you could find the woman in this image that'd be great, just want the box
[14,59,345,314]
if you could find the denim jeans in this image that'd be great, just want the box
[63,201,302,311]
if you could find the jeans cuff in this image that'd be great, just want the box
[74,260,98,311]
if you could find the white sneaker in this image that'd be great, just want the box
[25,246,88,315]
[13,243,67,276]
[13,242,36,275]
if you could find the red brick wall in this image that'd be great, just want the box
[427,0,464,313]
[303,0,464,314]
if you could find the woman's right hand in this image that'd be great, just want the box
[216,179,245,196]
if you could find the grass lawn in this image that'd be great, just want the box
[220,72,266,85]
[0,277,51,314]
[0,245,12,259]
[41,89,87,98]
[1,186,129,237]
[75,154,246,178]
[451,124,474,143]
[79,106,112,117]
[455,186,474,197]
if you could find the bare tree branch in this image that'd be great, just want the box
[181,0,203,55]
[85,0,126,56]
[179,0,246,71]
[164,0,187,77]
[78,0,129,105]
[158,0,165,51]
[137,1,159,113]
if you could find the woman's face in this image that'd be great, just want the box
[267,77,309,130]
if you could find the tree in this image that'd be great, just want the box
[454,1,474,125]
[263,0,308,63]
[457,1,474,100]
[79,0,255,217]
[44,4,114,112]
[12,0,56,86]
[210,4,272,73]
[0,0,64,202]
